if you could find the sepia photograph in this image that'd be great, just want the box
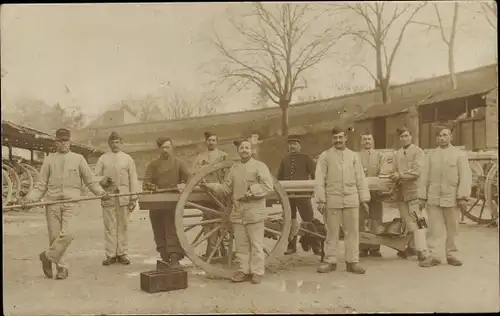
[1,2,498,314]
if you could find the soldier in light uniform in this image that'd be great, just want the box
[94,132,140,266]
[418,125,472,267]
[390,128,427,261]
[277,134,316,255]
[358,132,386,257]
[315,127,370,275]
[142,137,191,269]
[202,139,274,284]
[191,132,228,259]
[22,128,109,280]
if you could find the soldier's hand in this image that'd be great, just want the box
[317,202,326,215]
[457,199,468,211]
[418,199,426,211]
[100,192,111,201]
[361,202,369,213]
[20,200,32,211]
[389,172,400,181]
[127,199,137,212]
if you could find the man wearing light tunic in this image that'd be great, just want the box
[94,131,140,266]
[202,139,274,284]
[315,127,370,275]
[418,125,472,268]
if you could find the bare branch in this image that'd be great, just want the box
[433,4,449,44]
[351,63,378,83]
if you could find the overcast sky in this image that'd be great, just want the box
[1,3,497,117]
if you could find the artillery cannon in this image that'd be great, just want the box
[2,158,40,208]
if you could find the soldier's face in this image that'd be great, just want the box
[109,139,121,152]
[205,136,217,151]
[288,141,301,153]
[332,132,346,149]
[238,141,252,160]
[399,131,412,147]
[55,139,70,153]
[437,129,452,147]
[361,135,374,149]
[160,141,174,156]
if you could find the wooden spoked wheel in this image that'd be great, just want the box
[484,162,498,224]
[463,160,498,224]
[175,161,291,279]
[20,163,40,183]
[2,163,21,200]
[17,164,34,197]
[2,169,13,208]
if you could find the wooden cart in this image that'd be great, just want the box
[138,161,410,279]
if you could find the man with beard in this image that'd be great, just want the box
[390,128,427,262]
[94,131,140,266]
[143,137,191,269]
[191,132,228,259]
[277,134,317,255]
[358,132,386,258]
[22,128,109,280]
[418,125,471,268]
[202,139,274,284]
[315,127,369,275]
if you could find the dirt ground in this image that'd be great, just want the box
[3,200,499,315]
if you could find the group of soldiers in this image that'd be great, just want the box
[19,122,472,284]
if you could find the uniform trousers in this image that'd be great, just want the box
[233,221,265,276]
[359,199,383,251]
[323,207,359,264]
[149,209,184,261]
[45,203,76,269]
[398,199,428,253]
[102,204,130,257]
[426,205,459,261]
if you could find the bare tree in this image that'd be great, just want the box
[412,3,460,89]
[340,2,427,104]
[251,82,271,109]
[210,3,342,136]
[159,89,220,120]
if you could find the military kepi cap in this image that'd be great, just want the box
[157,137,171,147]
[396,127,410,136]
[435,122,454,135]
[55,128,71,141]
[108,131,122,141]
[287,134,301,143]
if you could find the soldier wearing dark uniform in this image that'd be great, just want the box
[277,134,316,254]
[143,137,191,269]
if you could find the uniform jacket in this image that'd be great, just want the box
[191,148,228,183]
[418,145,472,207]
[207,158,274,224]
[277,152,316,181]
[143,155,191,190]
[25,151,104,204]
[359,149,386,202]
[392,144,424,202]
[94,151,140,206]
[315,147,370,209]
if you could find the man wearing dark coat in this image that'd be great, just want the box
[277,134,317,254]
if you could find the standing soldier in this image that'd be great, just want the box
[202,139,274,284]
[358,132,386,257]
[390,128,427,261]
[277,134,316,255]
[94,132,140,266]
[418,125,472,268]
[191,132,228,259]
[315,127,370,275]
[22,128,109,280]
[142,137,191,269]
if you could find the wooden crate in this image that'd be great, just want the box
[140,269,188,294]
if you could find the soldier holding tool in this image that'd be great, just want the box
[358,132,386,258]
[390,128,428,262]
[315,127,370,275]
[202,139,274,284]
[22,128,110,280]
[418,125,472,268]
[142,137,191,269]
[94,131,140,266]
[276,134,317,255]
[191,131,228,259]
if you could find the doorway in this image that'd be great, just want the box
[372,117,387,149]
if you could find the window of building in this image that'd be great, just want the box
[420,105,436,123]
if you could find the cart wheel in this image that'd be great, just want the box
[175,161,291,279]
[485,162,498,224]
[20,163,40,183]
[2,163,21,200]
[462,160,497,224]
[17,164,34,196]
[2,169,13,208]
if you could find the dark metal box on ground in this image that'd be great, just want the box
[140,268,188,293]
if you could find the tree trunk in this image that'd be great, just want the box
[448,47,457,90]
[380,78,391,104]
[280,102,290,137]
[407,105,420,147]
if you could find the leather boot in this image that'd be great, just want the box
[346,262,366,274]
[285,237,297,255]
[117,255,131,265]
[169,253,183,269]
[102,256,116,266]
[39,252,53,278]
[55,267,69,280]
[317,263,337,273]
[446,256,463,266]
